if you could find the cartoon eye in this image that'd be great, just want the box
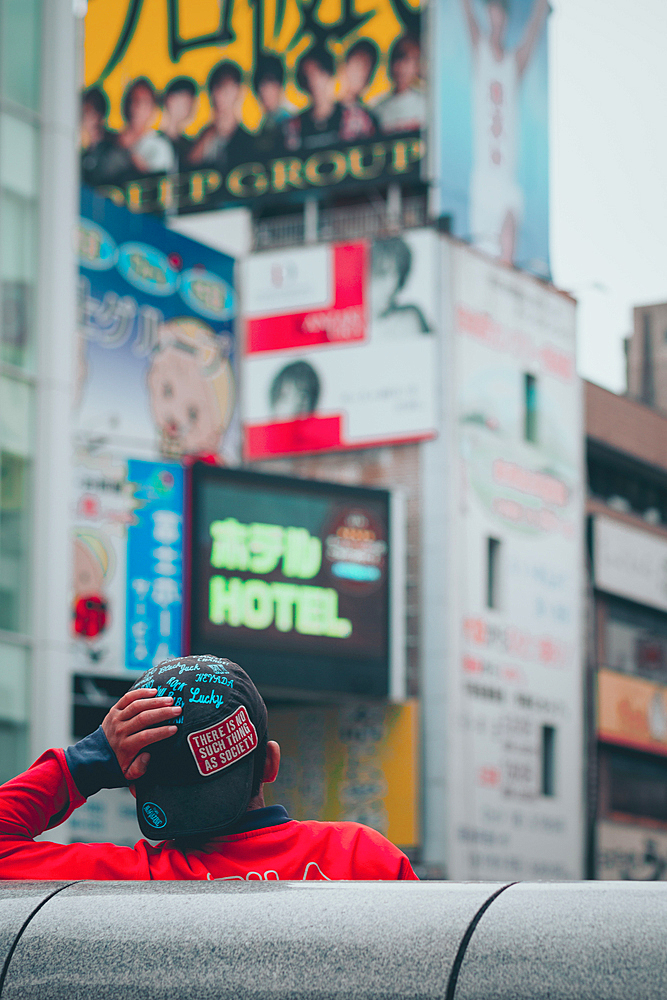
[163,382,174,398]
[188,405,199,423]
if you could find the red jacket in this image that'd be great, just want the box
[0,746,418,882]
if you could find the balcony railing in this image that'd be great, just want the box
[254,195,429,250]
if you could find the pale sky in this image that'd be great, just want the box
[549,0,667,392]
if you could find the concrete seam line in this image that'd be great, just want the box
[0,882,80,998]
[444,882,518,1000]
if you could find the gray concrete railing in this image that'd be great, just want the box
[1,881,666,999]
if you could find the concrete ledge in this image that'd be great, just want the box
[1,881,665,999]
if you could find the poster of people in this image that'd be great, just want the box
[242,229,437,459]
[77,186,238,462]
[82,0,426,214]
[432,0,550,276]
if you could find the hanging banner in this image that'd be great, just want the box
[243,229,437,458]
[82,0,426,215]
[431,0,550,276]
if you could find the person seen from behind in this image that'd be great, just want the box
[0,656,417,880]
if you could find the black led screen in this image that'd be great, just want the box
[188,464,391,697]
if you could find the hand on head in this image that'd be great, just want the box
[102,688,182,782]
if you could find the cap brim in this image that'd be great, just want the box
[135,753,255,840]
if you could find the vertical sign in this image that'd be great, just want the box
[125,460,184,669]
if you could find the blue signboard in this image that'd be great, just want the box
[125,460,184,670]
[77,187,238,463]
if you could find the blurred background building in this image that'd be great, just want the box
[587,382,667,879]
[0,0,599,879]
[0,0,77,782]
[626,302,667,415]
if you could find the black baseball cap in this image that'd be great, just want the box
[130,655,268,840]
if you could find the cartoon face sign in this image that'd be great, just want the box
[147,317,234,459]
[72,530,114,639]
[73,534,107,597]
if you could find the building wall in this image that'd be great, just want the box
[626,302,667,416]
[587,380,667,477]
[434,242,585,880]
[0,0,79,790]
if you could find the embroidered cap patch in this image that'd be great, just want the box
[187,705,258,776]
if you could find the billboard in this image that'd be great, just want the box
[431,0,550,276]
[189,464,396,697]
[243,230,438,459]
[445,244,583,879]
[594,516,667,615]
[598,669,667,757]
[82,0,426,215]
[264,701,418,848]
[77,187,238,463]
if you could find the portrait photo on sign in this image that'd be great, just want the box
[242,229,438,460]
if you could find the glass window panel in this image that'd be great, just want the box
[0,376,32,456]
[0,449,32,634]
[0,643,29,783]
[0,0,42,111]
[605,598,667,685]
[0,642,28,722]
[0,192,37,369]
[0,114,39,198]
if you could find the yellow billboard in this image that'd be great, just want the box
[83,0,425,214]
[598,669,667,756]
[263,699,418,847]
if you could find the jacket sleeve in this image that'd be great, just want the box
[0,731,154,880]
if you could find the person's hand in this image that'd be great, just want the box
[102,688,182,782]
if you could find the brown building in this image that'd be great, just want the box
[586,381,667,879]
[626,302,667,415]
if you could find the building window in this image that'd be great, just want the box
[604,596,667,685]
[524,373,538,443]
[587,451,667,527]
[541,725,556,796]
[0,641,29,784]
[605,746,667,822]
[486,536,501,610]
[0,0,42,111]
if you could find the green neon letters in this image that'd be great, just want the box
[209,576,352,639]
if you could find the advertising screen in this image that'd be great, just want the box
[243,230,437,458]
[431,0,550,276]
[82,0,426,215]
[189,464,391,696]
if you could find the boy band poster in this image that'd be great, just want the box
[82,0,426,214]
